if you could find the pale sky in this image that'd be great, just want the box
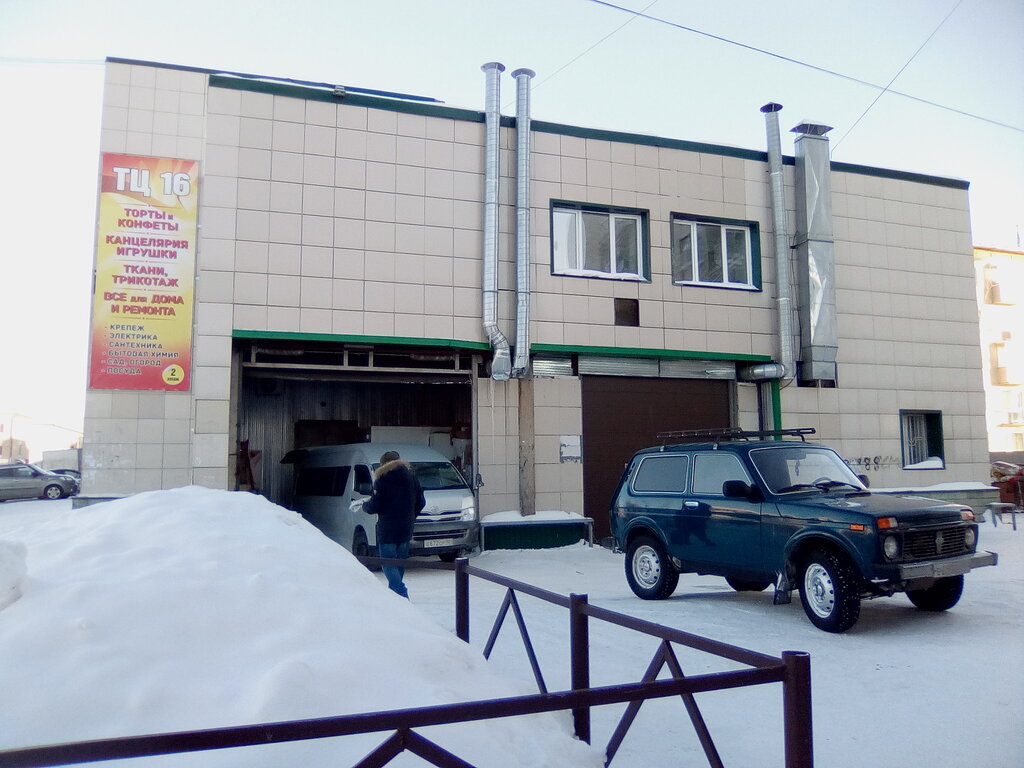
[1,0,1021,458]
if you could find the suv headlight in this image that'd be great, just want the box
[964,526,976,549]
[459,507,477,522]
[882,534,900,560]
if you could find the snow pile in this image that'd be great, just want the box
[0,539,27,610]
[0,487,603,767]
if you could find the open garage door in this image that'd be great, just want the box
[581,376,731,541]
[235,340,476,509]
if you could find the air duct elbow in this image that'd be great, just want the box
[489,346,512,381]
[738,362,788,381]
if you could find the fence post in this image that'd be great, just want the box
[782,651,813,768]
[455,557,470,643]
[569,593,591,743]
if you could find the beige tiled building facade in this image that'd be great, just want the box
[83,59,989,535]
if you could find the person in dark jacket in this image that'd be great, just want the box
[363,450,425,598]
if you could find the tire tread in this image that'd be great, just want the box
[625,536,679,600]
[798,549,861,632]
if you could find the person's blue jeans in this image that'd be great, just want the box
[378,541,410,598]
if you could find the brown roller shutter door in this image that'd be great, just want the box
[581,376,731,540]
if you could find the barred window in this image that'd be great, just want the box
[900,410,945,469]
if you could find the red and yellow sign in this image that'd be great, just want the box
[89,154,199,391]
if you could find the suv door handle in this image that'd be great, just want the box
[683,501,699,508]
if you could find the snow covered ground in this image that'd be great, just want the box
[0,488,1021,767]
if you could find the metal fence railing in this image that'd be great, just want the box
[0,557,812,768]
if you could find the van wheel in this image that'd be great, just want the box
[352,530,380,572]
[42,485,65,500]
[906,575,963,611]
[725,577,772,592]
[798,550,861,632]
[625,536,679,600]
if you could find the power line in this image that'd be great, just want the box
[581,0,1024,134]
[533,0,662,92]
[503,0,661,111]
[832,0,965,152]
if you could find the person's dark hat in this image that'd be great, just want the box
[380,450,401,464]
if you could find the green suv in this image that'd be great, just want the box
[609,429,998,632]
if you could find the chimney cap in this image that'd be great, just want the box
[760,102,784,114]
[791,121,833,136]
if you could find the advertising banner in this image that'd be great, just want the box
[89,154,199,391]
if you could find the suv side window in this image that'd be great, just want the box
[631,454,689,493]
[692,453,750,495]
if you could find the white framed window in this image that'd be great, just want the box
[552,203,648,281]
[671,215,759,289]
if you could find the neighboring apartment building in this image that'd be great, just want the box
[0,438,30,465]
[975,246,1024,459]
[0,415,30,464]
[81,58,988,538]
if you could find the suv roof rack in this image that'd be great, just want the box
[656,427,816,444]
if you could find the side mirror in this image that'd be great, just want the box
[355,481,374,496]
[723,480,758,500]
[857,474,870,488]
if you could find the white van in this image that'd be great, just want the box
[282,443,479,561]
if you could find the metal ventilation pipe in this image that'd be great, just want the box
[792,120,838,384]
[481,62,511,381]
[511,68,535,378]
[761,103,796,383]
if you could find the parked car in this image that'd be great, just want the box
[282,443,479,562]
[0,463,79,501]
[52,468,81,479]
[609,428,998,632]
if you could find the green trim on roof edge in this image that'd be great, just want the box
[208,75,486,123]
[531,343,771,363]
[533,121,968,188]
[108,56,444,103]
[111,58,969,191]
[532,120,768,162]
[830,161,968,190]
[232,330,491,351]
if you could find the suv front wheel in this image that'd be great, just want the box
[798,549,861,632]
[625,536,679,600]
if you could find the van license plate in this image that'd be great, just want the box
[426,538,457,549]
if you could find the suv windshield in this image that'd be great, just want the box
[749,446,865,494]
